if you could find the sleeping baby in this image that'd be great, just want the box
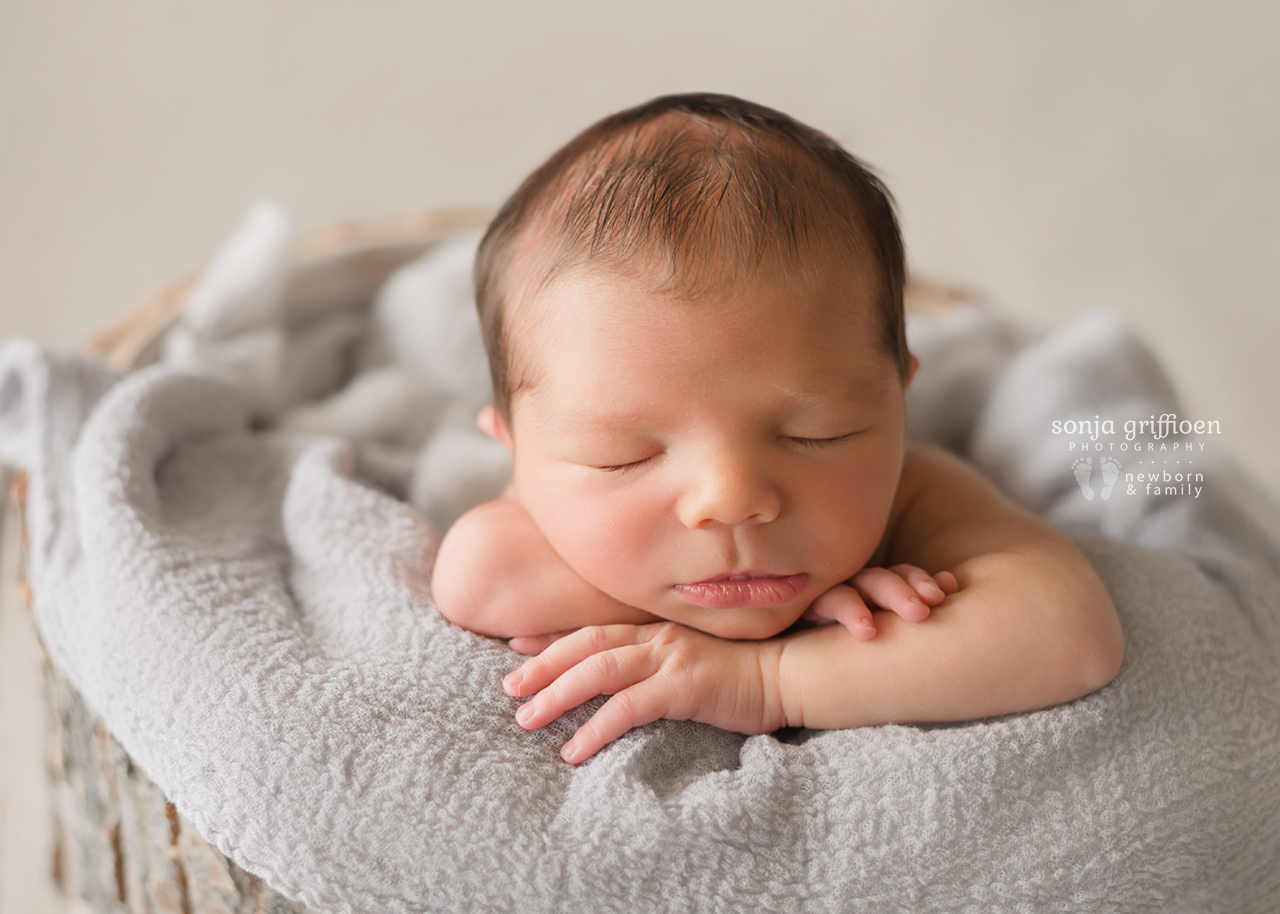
[431,93,1124,765]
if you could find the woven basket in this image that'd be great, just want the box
[11,206,966,913]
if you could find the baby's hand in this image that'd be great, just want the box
[503,622,782,765]
[801,565,958,641]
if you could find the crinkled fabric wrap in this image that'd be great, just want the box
[2,304,1278,913]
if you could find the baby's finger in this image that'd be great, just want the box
[504,624,641,697]
[808,584,877,640]
[508,633,557,656]
[934,570,959,594]
[885,563,951,604]
[559,681,676,764]
[514,643,657,732]
[851,567,931,622]
[507,628,581,656]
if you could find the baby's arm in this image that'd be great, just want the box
[432,496,661,642]
[508,445,1124,763]
[775,548,1118,728]
[773,445,1123,729]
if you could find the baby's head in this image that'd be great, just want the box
[475,92,908,425]
[473,93,917,639]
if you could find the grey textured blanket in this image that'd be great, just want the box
[2,229,1279,912]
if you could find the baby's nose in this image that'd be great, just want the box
[676,452,781,529]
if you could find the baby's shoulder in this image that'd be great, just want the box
[882,443,1014,560]
[892,442,988,508]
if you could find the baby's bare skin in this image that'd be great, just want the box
[437,445,1119,764]
[432,263,1124,764]
[435,484,957,654]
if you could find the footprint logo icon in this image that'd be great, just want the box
[1073,457,1094,500]
[1099,458,1121,500]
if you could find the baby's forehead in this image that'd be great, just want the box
[508,256,890,408]
[503,254,885,413]
[505,236,881,334]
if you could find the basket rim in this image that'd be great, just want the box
[88,206,494,370]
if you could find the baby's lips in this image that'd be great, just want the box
[672,572,809,608]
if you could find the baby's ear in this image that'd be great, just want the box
[903,353,920,390]
[477,405,514,453]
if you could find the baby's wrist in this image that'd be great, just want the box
[752,639,790,731]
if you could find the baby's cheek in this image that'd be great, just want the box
[807,480,892,573]
[539,501,658,599]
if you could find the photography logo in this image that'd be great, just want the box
[1053,413,1220,501]
[1071,457,1121,501]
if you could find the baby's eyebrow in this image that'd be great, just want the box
[526,400,658,434]
[549,411,653,433]
[773,380,890,411]
[819,365,909,402]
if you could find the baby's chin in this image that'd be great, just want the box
[650,600,809,641]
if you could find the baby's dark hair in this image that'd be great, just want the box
[474,92,907,422]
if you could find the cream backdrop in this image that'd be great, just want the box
[1,0,1276,495]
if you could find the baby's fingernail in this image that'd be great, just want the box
[516,702,535,726]
[503,671,523,694]
[561,741,582,764]
[923,583,944,601]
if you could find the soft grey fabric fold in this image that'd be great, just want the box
[2,261,1278,911]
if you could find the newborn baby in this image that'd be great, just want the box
[432,93,1123,764]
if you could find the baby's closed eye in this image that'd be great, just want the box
[594,456,655,473]
[787,431,859,449]
[560,436,663,473]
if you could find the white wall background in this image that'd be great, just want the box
[1,0,1276,494]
